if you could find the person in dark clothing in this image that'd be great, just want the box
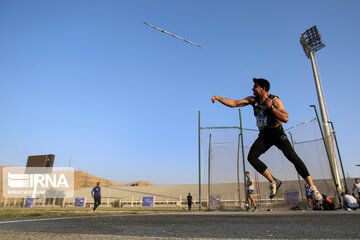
[187,193,193,211]
[91,182,101,212]
[212,78,323,205]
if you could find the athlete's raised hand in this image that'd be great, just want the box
[211,96,221,103]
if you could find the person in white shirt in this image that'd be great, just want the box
[341,192,359,210]
[245,171,256,211]
[350,178,360,201]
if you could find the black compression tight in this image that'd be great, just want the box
[247,127,310,179]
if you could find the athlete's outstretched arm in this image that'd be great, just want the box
[265,97,289,123]
[211,96,253,108]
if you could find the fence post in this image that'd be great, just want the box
[289,131,304,206]
[107,197,110,207]
[4,198,7,207]
[208,134,212,209]
[239,109,247,210]
[234,193,237,207]
[328,121,349,193]
[198,110,202,211]
[179,195,182,208]
[131,196,133,207]
[236,133,242,208]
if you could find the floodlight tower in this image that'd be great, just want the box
[300,26,342,194]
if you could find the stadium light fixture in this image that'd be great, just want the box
[300,25,326,58]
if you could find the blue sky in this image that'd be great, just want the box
[1,0,359,185]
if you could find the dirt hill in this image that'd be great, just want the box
[74,170,153,189]
[0,166,153,198]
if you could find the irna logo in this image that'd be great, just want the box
[3,167,74,198]
[8,173,69,188]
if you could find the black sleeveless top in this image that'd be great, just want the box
[251,94,282,129]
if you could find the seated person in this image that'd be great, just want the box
[322,193,335,210]
[341,192,359,210]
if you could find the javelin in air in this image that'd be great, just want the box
[143,22,204,49]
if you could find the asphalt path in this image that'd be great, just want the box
[0,210,358,239]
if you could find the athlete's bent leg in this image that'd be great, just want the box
[275,132,310,179]
[247,137,273,180]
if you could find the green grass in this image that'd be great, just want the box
[0,208,195,219]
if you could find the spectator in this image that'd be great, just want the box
[187,193,193,211]
[322,193,335,210]
[304,183,313,209]
[245,171,256,211]
[350,178,360,201]
[341,192,359,210]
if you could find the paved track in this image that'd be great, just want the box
[0,211,358,239]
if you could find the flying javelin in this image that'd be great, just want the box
[143,22,204,49]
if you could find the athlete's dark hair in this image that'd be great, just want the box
[253,78,270,92]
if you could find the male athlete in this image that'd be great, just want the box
[211,78,323,204]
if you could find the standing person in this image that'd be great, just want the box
[305,183,313,209]
[245,171,256,211]
[341,192,359,210]
[211,78,323,206]
[91,182,101,212]
[187,193,193,211]
[350,178,360,201]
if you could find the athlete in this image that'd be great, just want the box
[245,171,257,211]
[211,78,323,204]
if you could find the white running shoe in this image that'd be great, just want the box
[309,185,323,202]
[269,178,282,199]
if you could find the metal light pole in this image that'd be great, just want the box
[300,26,343,194]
